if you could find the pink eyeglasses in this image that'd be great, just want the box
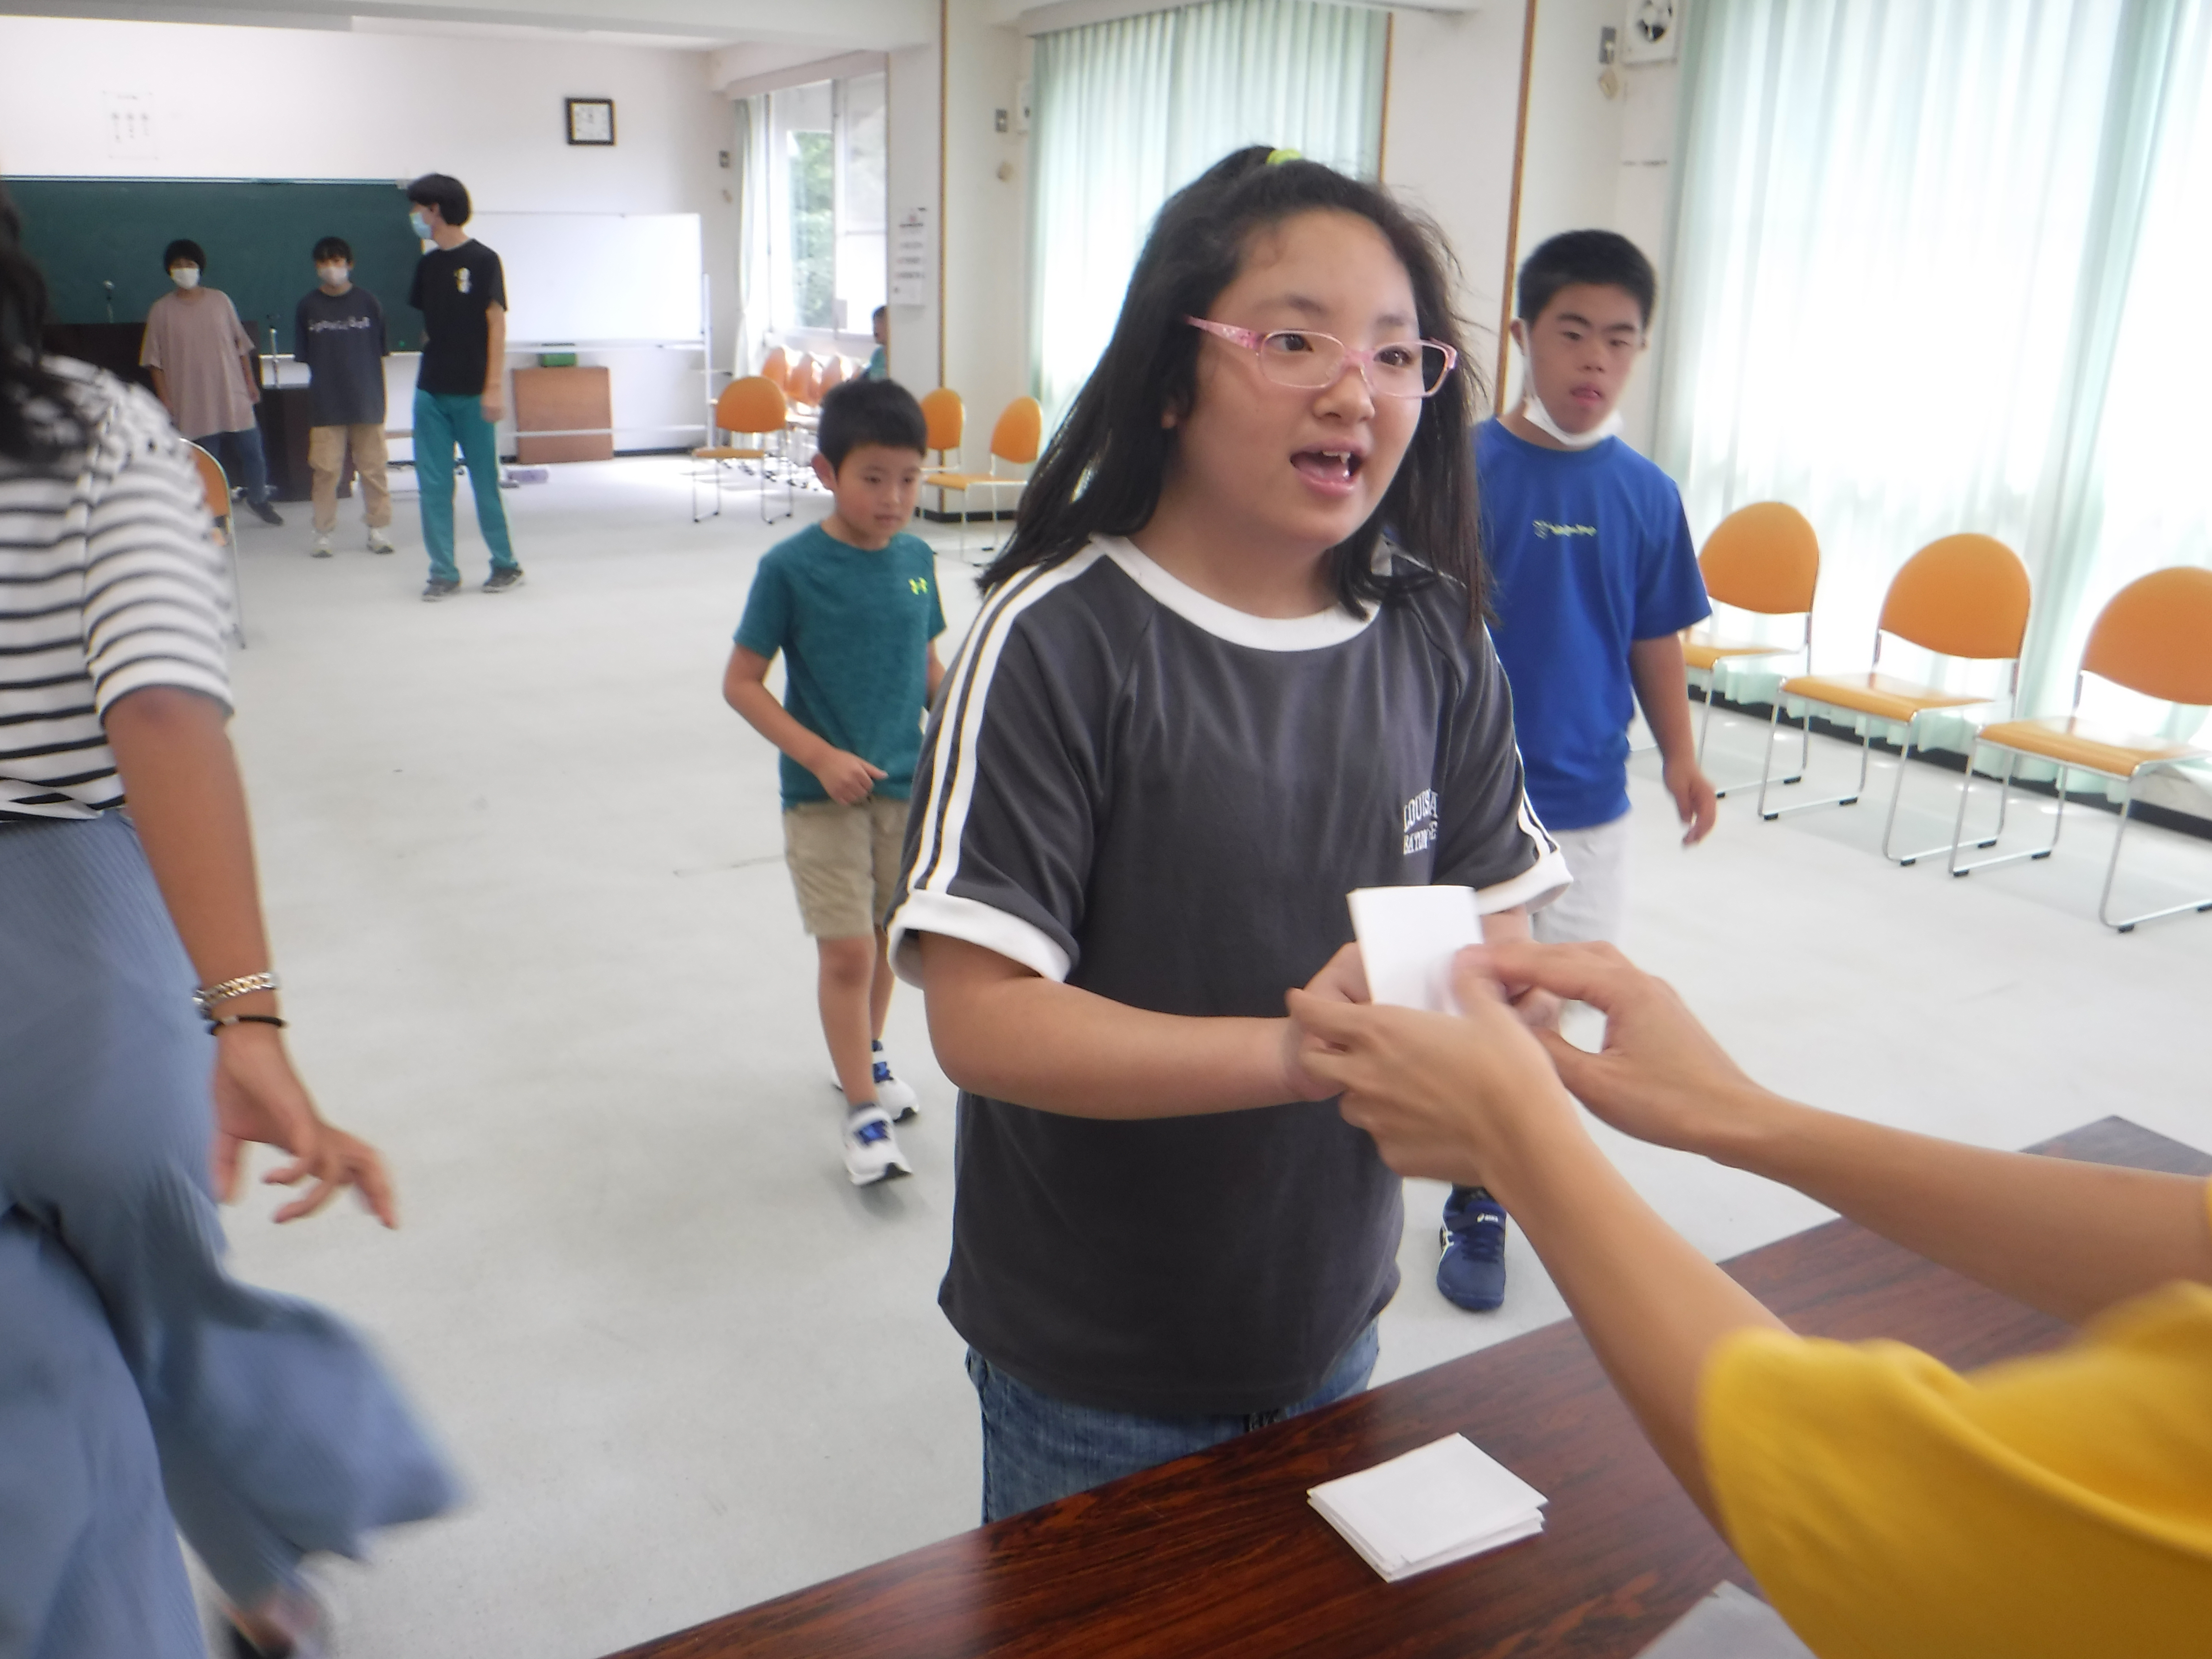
[1184,316,1458,398]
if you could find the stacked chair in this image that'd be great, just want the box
[691,376,794,524]
[1945,566,2212,931]
[924,397,1042,561]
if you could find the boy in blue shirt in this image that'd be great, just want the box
[1439,230,1716,1311]
[723,379,947,1185]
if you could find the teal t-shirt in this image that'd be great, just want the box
[734,524,948,807]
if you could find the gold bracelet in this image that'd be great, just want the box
[192,972,279,1018]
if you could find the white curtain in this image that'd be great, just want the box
[1027,0,1389,432]
[1655,0,2212,776]
[733,94,774,378]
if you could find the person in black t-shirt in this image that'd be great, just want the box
[403,172,522,600]
[886,149,1571,1523]
[294,236,394,558]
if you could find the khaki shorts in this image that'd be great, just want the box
[783,795,911,938]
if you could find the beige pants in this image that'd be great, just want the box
[308,423,391,534]
[782,796,910,938]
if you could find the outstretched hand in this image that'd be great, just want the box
[211,1027,399,1226]
[1477,938,1766,1155]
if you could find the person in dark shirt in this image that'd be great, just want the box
[403,172,521,600]
[294,236,393,558]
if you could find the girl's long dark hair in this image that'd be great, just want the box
[0,185,84,464]
[983,146,1489,622]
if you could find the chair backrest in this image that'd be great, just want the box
[715,376,787,438]
[989,397,1044,467]
[798,356,830,407]
[1877,533,2031,661]
[186,442,229,523]
[920,387,964,455]
[2081,565,2212,707]
[761,346,791,392]
[1697,502,1819,616]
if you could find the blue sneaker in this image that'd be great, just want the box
[1437,1186,1509,1311]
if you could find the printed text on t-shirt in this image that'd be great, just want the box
[1532,520,1598,539]
[1403,788,1439,854]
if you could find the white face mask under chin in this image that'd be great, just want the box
[1519,390,1620,449]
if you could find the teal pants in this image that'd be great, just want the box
[412,388,517,584]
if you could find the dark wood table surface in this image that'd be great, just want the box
[612,1116,2209,1659]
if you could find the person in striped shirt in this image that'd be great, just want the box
[0,190,454,1659]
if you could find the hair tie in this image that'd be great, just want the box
[1266,147,1303,165]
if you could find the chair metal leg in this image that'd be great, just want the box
[1885,722,1986,866]
[224,520,247,649]
[1947,749,2045,875]
[1763,704,1869,820]
[2097,769,2212,932]
[1705,666,1805,799]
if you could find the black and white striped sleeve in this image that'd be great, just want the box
[82,386,231,717]
[888,553,1108,986]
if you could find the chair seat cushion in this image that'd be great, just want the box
[925,471,1011,491]
[1780,671,1992,722]
[1683,635,1795,671]
[694,445,769,460]
[1974,716,2207,779]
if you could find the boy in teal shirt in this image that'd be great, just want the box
[723,378,946,1185]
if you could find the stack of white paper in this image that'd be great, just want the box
[1346,885,1484,1012]
[1308,1434,1547,1583]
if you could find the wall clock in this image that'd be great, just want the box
[566,98,615,146]
[1622,0,1681,64]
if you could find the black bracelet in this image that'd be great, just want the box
[207,1012,287,1034]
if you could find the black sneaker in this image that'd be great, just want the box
[1437,1186,1509,1311]
[421,577,460,602]
[482,566,525,594]
[247,497,284,526]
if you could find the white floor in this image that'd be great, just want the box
[202,457,2212,1658]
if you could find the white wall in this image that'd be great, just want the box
[1378,4,1534,419]
[939,0,1029,452]
[0,13,736,455]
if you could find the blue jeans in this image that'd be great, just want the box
[412,387,516,584]
[187,422,271,507]
[967,1320,1380,1524]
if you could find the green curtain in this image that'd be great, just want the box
[1655,0,2212,796]
[1027,0,1389,432]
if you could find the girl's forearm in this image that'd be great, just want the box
[103,687,278,1016]
[1707,1094,2212,1324]
[920,934,1301,1118]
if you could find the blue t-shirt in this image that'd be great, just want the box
[734,524,948,808]
[1475,420,1710,830]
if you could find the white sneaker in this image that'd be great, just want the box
[366,528,396,555]
[842,1106,912,1186]
[830,1041,919,1122]
[311,532,334,558]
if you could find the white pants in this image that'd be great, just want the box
[1532,811,1631,946]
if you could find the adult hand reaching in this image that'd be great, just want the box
[211,1025,398,1226]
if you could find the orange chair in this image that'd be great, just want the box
[692,377,793,523]
[919,387,963,471]
[185,441,247,648]
[926,397,1042,559]
[761,346,792,395]
[1945,566,2212,931]
[1757,533,2031,864]
[1681,503,1821,796]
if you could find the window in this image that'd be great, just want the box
[738,70,888,367]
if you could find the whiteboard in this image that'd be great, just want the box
[467,212,703,344]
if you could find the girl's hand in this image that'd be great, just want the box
[812,748,888,805]
[1478,938,1770,1156]
[210,1025,399,1226]
[1287,956,1576,1189]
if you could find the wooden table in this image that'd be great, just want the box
[612,1117,2208,1659]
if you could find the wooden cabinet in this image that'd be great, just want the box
[513,365,613,463]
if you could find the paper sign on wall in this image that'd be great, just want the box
[891,207,929,307]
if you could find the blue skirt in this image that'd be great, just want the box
[0,812,457,1658]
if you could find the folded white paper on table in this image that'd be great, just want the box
[1308,1433,1546,1583]
[1632,1582,1816,1659]
[1346,885,1484,1012]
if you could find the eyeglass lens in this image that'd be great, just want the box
[1256,331,1450,396]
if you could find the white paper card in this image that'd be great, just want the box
[1347,885,1484,1012]
[1308,1433,1546,1582]
[1632,1583,1816,1659]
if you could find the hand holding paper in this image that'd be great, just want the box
[1346,885,1485,1012]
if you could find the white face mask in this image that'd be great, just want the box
[1519,391,1621,449]
[409,211,433,241]
[169,266,200,290]
[317,264,350,286]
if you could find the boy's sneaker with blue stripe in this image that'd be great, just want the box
[842,1106,913,1186]
[831,1040,919,1122]
[1436,1185,1510,1311]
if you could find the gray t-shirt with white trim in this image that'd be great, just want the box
[889,537,1568,1417]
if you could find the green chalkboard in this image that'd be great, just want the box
[11,177,426,353]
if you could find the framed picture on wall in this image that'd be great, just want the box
[566,98,616,146]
